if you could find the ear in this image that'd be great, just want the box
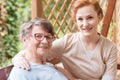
[98,14,103,21]
[22,37,28,46]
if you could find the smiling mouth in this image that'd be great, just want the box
[83,27,92,32]
[38,46,48,49]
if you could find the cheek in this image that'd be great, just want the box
[49,41,53,48]
[31,38,40,45]
[76,21,82,29]
[28,40,39,48]
[93,17,99,24]
[91,20,99,27]
[49,43,52,48]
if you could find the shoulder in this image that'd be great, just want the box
[10,66,29,75]
[100,35,118,57]
[8,67,29,80]
[64,32,78,40]
[60,32,79,43]
[100,35,117,49]
[53,32,78,46]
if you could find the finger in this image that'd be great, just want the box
[54,66,64,72]
[20,61,30,70]
[13,57,31,70]
[23,63,31,70]
[18,64,29,70]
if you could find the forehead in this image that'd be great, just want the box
[31,26,51,35]
[76,5,97,17]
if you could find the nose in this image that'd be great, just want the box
[41,37,48,44]
[83,20,89,27]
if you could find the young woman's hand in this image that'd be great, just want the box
[12,51,30,70]
[55,65,76,80]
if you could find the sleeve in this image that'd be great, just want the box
[48,34,69,59]
[12,50,25,64]
[102,45,118,80]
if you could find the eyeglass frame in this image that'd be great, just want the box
[30,33,55,42]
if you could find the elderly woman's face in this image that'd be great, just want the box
[25,26,53,55]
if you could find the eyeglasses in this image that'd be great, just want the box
[30,33,54,42]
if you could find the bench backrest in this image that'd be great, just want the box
[0,65,13,80]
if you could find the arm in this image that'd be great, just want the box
[55,66,82,80]
[12,50,30,70]
[12,50,60,70]
[102,46,118,80]
[47,58,61,64]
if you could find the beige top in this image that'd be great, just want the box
[50,32,118,80]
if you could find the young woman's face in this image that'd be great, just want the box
[25,26,53,56]
[76,5,100,36]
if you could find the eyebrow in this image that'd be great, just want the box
[77,14,94,18]
[33,33,52,36]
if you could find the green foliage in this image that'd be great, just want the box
[0,59,12,68]
[1,0,20,61]
[0,0,31,67]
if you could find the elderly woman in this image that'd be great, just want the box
[8,18,69,80]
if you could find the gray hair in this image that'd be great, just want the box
[19,18,55,42]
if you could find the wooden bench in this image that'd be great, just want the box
[0,65,13,80]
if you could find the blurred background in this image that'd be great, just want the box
[0,0,120,68]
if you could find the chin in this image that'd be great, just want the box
[37,50,48,54]
[83,30,94,36]
[83,32,91,36]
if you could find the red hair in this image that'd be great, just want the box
[71,0,103,21]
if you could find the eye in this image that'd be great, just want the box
[87,16,93,20]
[45,36,53,40]
[78,17,83,21]
[35,34,42,38]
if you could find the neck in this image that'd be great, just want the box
[80,32,100,51]
[24,50,46,64]
[80,32,100,44]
